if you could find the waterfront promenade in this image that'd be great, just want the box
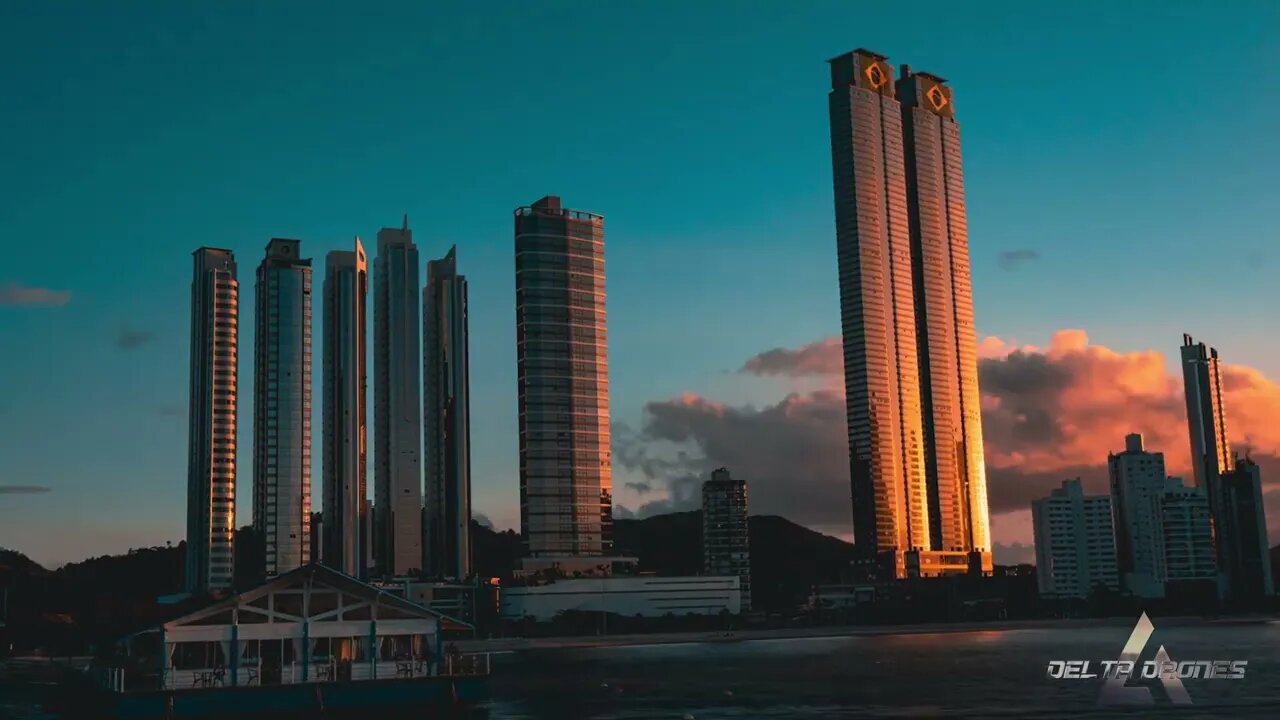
[459,615,1279,653]
[456,616,1148,653]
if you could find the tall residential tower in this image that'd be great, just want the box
[898,66,990,563]
[702,468,751,611]
[186,247,238,593]
[1108,433,1168,598]
[423,246,472,580]
[374,218,423,578]
[1181,335,1232,523]
[514,196,613,559]
[827,49,991,578]
[252,239,312,578]
[322,239,368,578]
[1031,479,1118,599]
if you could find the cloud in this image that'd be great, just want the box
[997,249,1040,271]
[624,481,654,495]
[622,330,1280,548]
[741,337,843,377]
[0,485,52,495]
[993,541,1036,566]
[0,283,71,307]
[616,391,850,531]
[116,327,156,350]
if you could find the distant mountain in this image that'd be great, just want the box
[472,511,856,612]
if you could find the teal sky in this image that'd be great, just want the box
[1,1,1277,566]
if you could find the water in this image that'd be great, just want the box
[481,621,1280,719]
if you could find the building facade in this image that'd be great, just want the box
[322,240,368,579]
[1181,334,1233,495]
[701,468,751,612]
[1160,477,1218,584]
[827,49,991,578]
[514,196,613,560]
[253,239,312,578]
[373,218,423,578]
[1031,479,1118,599]
[1180,334,1233,573]
[499,576,742,621]
[423,246,472,580]
[1217,456,1275,599]
[1108,433,1168,598]
[186,247,239,593]
[898,67,991,566]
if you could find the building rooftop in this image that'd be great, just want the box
[515,195,602,222]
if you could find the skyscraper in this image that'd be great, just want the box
[1217,456,1275,599]
[1160,477,1218,585]
[514,195,613,559]
[702,468,751,612]
[374,218,423,578]
[1108,433,1168,598]
[186,247,238,593]
[1180,334,1232,536]
[1031,479,1118,599]
[423,246,472,580]
[898,66,991,564]
[322,239,368,579]
[253,239,312,578]
[827,48,991,578]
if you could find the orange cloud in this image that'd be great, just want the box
[625,329,1280,555]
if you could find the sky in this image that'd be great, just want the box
[1,1,1278,568]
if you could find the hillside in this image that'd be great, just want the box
[472,511,856,612]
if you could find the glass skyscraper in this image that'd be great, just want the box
[1181,334,1273,599]
[1180,335,1232,523]
[423,246,472,580]
[253,238,312,578]
[374,218,423,578]
[827,49,992,578]
[514,195,613,559]
[186,247,238,593]
[322,239,368,579]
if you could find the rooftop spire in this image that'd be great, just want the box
[403,213,409,232]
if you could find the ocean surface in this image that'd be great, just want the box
[478,621,1280,719]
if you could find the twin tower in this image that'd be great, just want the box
[828,49,991,578]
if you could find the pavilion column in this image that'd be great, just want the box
[229,624,239,686]
[301,621,310,681]
[369,619,377,679]
[158,628,167,690]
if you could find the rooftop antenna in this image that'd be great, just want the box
[403,213,409,232]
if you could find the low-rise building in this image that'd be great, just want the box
[498,575,741,621]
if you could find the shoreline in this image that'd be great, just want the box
[455,615,1277,654]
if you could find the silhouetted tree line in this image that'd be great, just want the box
[5,518,1276,655]
[0,527,266,656]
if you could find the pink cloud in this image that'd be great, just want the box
[622,330,1280,552]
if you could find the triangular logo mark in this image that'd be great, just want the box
[1097,613,1192,705]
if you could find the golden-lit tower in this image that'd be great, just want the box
[898,66,992,571]
[187,247,238,593]
[514,196,613,560]
[827,50,929,578]
[828,49,993,578]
